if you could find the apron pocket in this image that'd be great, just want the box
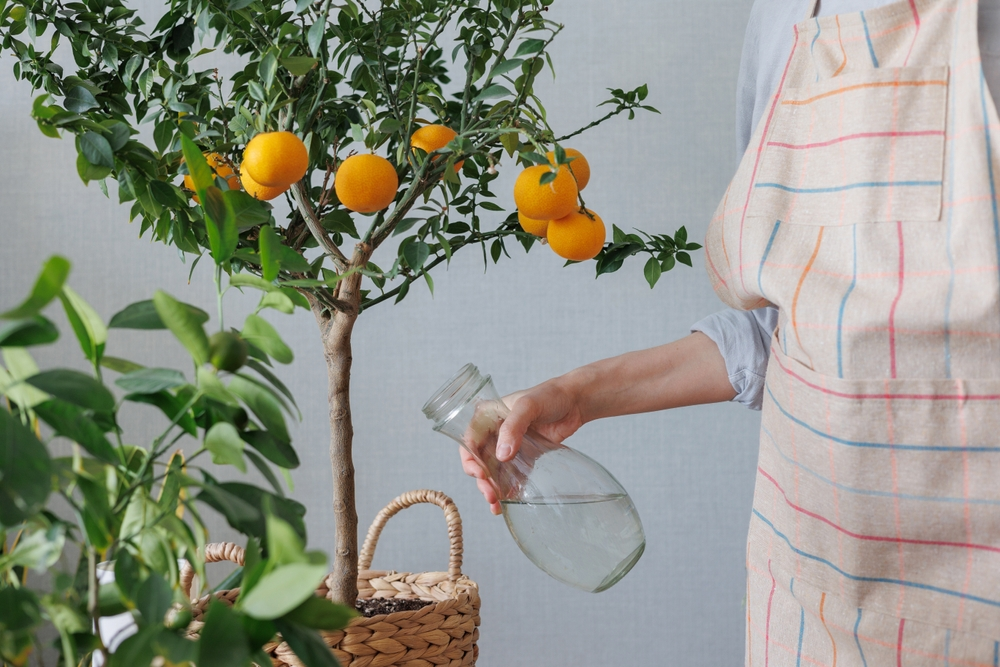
[749,66,949,226]
[756,342,1000,636]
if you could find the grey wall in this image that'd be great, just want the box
[0,1,761,664]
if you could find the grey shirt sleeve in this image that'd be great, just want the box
[691,307,777,411]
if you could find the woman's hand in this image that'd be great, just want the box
[460,381,585,515]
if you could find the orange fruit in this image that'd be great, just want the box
[517,211,549,237]
[547,209,606,261]
[242,131,309,187]
[411,124,463,172]
[241,169,289,201]
[334,154,399,213]
[184,153,240,201]
[546,148,590,190]
[513,165,579,221]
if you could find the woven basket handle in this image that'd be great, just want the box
[358,489,463,580]
[179,542,246,599]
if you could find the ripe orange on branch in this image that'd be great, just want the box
[547,209,606,261]
[546,148,590,190]
[513,165,578,221]
[334,154,399,213]
[242,131,309,187]
[410,124,463,172]
[517,211,549,237]
[241,170,289,201]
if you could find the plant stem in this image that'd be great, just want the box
[214,263,224,331]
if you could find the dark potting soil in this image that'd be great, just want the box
[355,597,434,617]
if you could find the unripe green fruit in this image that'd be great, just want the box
[209,331,248,372]
[164,604,192,630]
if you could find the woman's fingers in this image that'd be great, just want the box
[496,394,542,461]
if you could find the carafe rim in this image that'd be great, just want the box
[422,363,493,431]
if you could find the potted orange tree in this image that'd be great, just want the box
[0,0,699,638]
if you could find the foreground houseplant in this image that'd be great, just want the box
[0,0,701,605]
[0,257,353,666]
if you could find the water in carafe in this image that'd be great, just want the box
[422,364,645,593]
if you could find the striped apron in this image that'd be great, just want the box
[705,0,1000,663]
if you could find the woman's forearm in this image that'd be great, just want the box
[558,332,736,423]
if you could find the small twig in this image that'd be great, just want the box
[291,181,349,272]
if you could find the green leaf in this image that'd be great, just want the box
[203,187,238,264]
[229,375,288,444]
[25,370,114,412]
[79,131,114,168]
[149,179,181,207]
[64,86,98,113]
[1,256,70,319]
[125,390,197,436]
[402,241,429,271]
[473,84,513,103]
[179,137,210,187]
[321,209,358,238]
[260,49,278,91]
[229,273,277,292]
[196,366,239,406]
[265,513,308,566]
[272,620,340,667]
[259,291,294,314]
[513,38,546,58]
[259,225,281,282]
[32,399,118,463]
[197,599,251,667]
[198,481,305,542]
[500,131,519,157]
[0,525,64,572]
[241,315,293,364]
[59,285,107,364]
[0,316,58,347]
[227,189,271,229]
[241,430,299,469]
[153,290,210,366]
[115,368,186,394]
[109,299,210,330]
[226,0,254,9]
[0,408,51,527]
[490,58,525,77]
[0,349,49,409]
[153,120,174,155]
[101,356,145,374]
[643,256,661,289]
[284,596,356,631]
[205,422,246,472]
[136,573,173,625]
[239,563,327,620]
[307,17,324,56]
[280,56,317,76]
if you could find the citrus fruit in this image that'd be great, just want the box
[410,124,463,172]
[241,169,289,201]
[517,211,549,237]
[547,209,606,261]
[209,331,249,372]
[242,131,309,187]
[334,154,399,213]
[184,153,240,202]
[513,165,579,221]
[547,148,590,190]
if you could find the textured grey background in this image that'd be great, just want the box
[0,0,761,664]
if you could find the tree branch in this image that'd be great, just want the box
[291,181,349,272]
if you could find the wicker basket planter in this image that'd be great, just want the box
[182,490,480,667]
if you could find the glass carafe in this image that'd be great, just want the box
[423,364,645,593]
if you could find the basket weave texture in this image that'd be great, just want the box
[182,490,480,667]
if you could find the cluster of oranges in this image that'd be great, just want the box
[513,149,605,262]
[184,128,604,264]
[183,130,308,202]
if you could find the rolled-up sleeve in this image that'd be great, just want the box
[691,306,777,411]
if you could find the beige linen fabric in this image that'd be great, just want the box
[705,0,1000,662]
